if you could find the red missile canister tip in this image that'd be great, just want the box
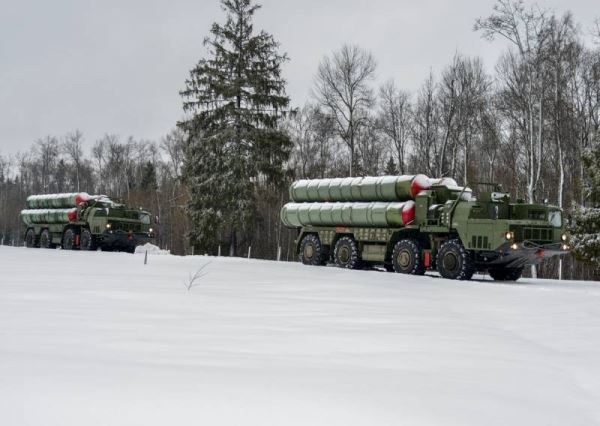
[67,209,78,222]
[75,193,91,205]
[411,174,431,197]
[402,201,416,224]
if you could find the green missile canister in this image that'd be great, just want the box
[289,175,431,203]
[280,201,416,228]
[26,193,91,209]
[20,208,78,225]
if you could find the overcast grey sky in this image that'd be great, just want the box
[0,0,597,156]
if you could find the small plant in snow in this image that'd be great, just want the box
[184,262,211,291]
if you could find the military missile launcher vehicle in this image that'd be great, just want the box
[21,192,155,253]
[281,175,570,281]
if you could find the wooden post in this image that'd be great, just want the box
[247,246,252,259]
[144,250,148,265]
[558,258,562,281]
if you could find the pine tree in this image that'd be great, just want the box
[384,156,398,175]
[140,161,158,191]
[180,0,291,255]
[569,141,600,267]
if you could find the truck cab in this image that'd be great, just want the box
[78,197,155,252]
[414,183,569,280]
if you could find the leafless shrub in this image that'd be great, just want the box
[183,262,211,291]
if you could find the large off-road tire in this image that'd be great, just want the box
[39,229,53,249]
[62,229,77,250]
[25,229,38,248]
[392,239,425,275]
[437,239,475,280]
[489,267,523,281]
[79,228,97,251]
[298,234,327,266]
[334,236,362,270]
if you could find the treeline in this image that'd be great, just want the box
[1,0,599,279]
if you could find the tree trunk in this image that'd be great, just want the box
[527,98,535,204]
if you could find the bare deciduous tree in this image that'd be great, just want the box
[34,136,59,193]
[475,0,551,203]
[411,72,439,177]
[378,80,412,174]
[160,128,186,181]
[313,44,376,176]
[286,105,335,179]
[63,130,84,191]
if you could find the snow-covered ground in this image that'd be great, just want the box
[1,245,599,426]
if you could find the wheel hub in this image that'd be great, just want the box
[339,246,350,263]
[398,250,411,268]
[304,244,314,259]
[443,253,458,271]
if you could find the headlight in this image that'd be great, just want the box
[510,243,518,250]
[505,231,514,240]
[106,223,111,229]
[562,244,569,250]
[149,228,153,233]
[561,233,567,241]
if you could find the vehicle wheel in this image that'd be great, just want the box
[489,267,524,281]
[298,234,326,266]
[334,236,362,269]
[79,229,96,251]
[25,229,38,248]
[40,229,53,249]
[62,229,77,250]
[392,239,425,275]
[437,239,474,280]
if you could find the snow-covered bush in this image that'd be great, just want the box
[569,142,600,267]
[569,205,600,266]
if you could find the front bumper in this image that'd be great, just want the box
[488,241,569,268]
[100,230,155,249]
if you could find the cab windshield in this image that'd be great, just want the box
[549,211,562,227]
[139,213,151,225]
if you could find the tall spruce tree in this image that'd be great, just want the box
[180,0,291,256]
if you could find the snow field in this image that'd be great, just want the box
[1,246,599,425]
